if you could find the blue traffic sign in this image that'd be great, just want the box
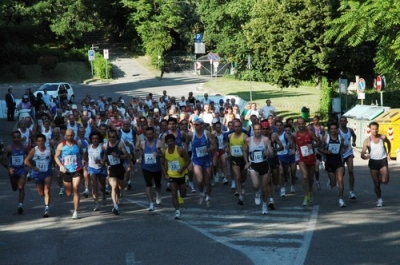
[358,78,366,92]
[88,50,95,61]
[207,53,214,60]
[195,33,203,43]
[212,54,220,62]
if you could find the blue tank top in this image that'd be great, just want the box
[191,132,210,160]
[141,139,161,172]
[168,130,184,147]
[61,140,82,172]
[9,144,25,169]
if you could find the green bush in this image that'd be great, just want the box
[38,55,58,73]
[319,77,333,120]
[93,52,113,79]
[9,61,25,79]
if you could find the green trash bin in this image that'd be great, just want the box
[301,106,310,122]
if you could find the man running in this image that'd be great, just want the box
[361,122,391,207]
[24,134,54,217]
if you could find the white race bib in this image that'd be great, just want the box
[253,151,263,163]
[11,155,24,166]
[328,143,341,154]
[195,146,208,157]
[108,155,120,166]
[64,155,77,165]
[168,161,180,172]
[300,145,313,157]
[36,161,48,172]
[231,145,243,156]
[144,153,157,164]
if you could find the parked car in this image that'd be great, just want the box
[33,83,75,103]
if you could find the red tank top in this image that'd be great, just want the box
[295,130,316,162]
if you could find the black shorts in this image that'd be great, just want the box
[230,157,246,170]
[267,155,281,169]
[249,160,269,175]
[325,159,344,173]
[61,170,83,182]
[168,176,186,185]
[343,155,354,163]
[368,158,388,171]
[109,165,125,180]
[142,169,162,187]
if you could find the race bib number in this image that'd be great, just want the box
[328,143,341,154]
[195,146,208,157]
[253,151,263,163]
[168,161,180,172]
[231,145,243,156]
[300,145,313,157]
[11,155,24,166]
[144,153,157,164]
[36,161,48,172]
[64,155,77,166]
[108,155,120,166]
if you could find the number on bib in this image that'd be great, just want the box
[12,155,24,166]
[328,143,341,154]
[144,153,157,164]
[300,145,313,157]
[168,161,180,172]
[231,145,243,156]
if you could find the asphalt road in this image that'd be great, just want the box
[1,73,400,265]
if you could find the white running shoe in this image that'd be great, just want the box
[339,199,346,208]
[316,181,321,190]
[206,196,211,207]
[231,181,236,190]
[93,203,99,211]
[174,210,181,219]
[188,182,196,193]
[327,180,332,191]
[290,185,296,193]
[262,203,268,215]
[376,198,383,207]
[268,198,275,210]
[238,195,245,205]
[72,211,78,219]
[254,192,261,205]
[199,193,205,205]
[349,191,356,199]
[280,187,286,197]
[148,203,155,211]
[156,196,162,205]
[214,175,219,184]
[222,178,229,184]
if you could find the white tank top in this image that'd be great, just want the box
[248,136,267,163]
[369,137,387,160]
[88,144,103,169]
[339,127,353,157]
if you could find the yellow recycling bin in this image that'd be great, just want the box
[373,109,400,158]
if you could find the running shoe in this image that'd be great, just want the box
[234,191,239,196]
[156,196,162,205]
[105,185,110,195]
[112,207,120,215]
[188,182,196,193]
[327,180,332,191]
[339,199,346,208]
[302,196,309,206]
[27,173,31,181]
[254,192,261,205]
[82,190,89,198]
[349,191,357,199]
[222,178,229,185]
[231,181,236,190]
[205,196,210,207]
[262,203,268,215]
[214,175,219,184]
[316,181,321,190]
[126,181,132,191]
[93,203,99,211]
[72,211,78,219]
[238,195,245,205]
[43,208,49,218]
[308,192,314,204]
[376,198,383,207]
[174,210,181,220]
[59,187,65,196]
[280,187,286,197]
[148,203,155,211]
[17,206,23,215]
[166,183,171,192]
[199,193,206,205]
[268,198,275,210]
[290,185,296,193]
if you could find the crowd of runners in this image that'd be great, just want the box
[1,88,391,219]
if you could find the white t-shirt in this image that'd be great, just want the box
[261,105,277,117]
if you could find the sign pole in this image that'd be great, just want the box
[381,91,383,106]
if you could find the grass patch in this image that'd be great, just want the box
[0,62,91,83]
[204,77,321,119]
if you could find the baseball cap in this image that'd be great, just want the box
[193,117,204,124]
[90,99,95,103]
[261,120,270,128]
[219,99,224,103]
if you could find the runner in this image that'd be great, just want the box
[361,121,391,207]
[76,127,90,198]
[1,130,29,214]
[54,129,84,219]
[24,134,54,217]
[212,121,229,185]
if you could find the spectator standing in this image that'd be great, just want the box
[5,88,16,121]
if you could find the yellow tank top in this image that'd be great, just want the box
[165,146,187,178]
[229,132,245,157]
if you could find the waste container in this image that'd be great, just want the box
[373,109,400,158]
[301,106,310,122]
[343,105,387,147]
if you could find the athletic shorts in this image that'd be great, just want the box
[32,170,52,184]
[10,167,27,178]
[343,155,354,163]
[213,149,226,158]
[61,170,83,182]
[325,159,344,173]
[267,155,281,169]
[230,156,246,170]
[168,176,186,185]
[142,169,162,187]
[88,166,107,177]
[192,157,212,169]
[368,158,388,171]
[249,160,269,175]
[108,165,125,180]
[297,157,316,167]
[278,154,295,165]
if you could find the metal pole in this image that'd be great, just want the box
[210,60,213,83]
[105,59,108,79]
[91,61,94,78]
[381,91,383,106]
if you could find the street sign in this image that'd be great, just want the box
[196,61,202,69]
[213,61,219,68]
[103,49,109,60]
[195,33,203,43]
[207,53,214,60]
[357,92,365,99]
[212,54,220,62]
[88,50,95,61]
[357,78,366,93]
[376,76,382,91]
